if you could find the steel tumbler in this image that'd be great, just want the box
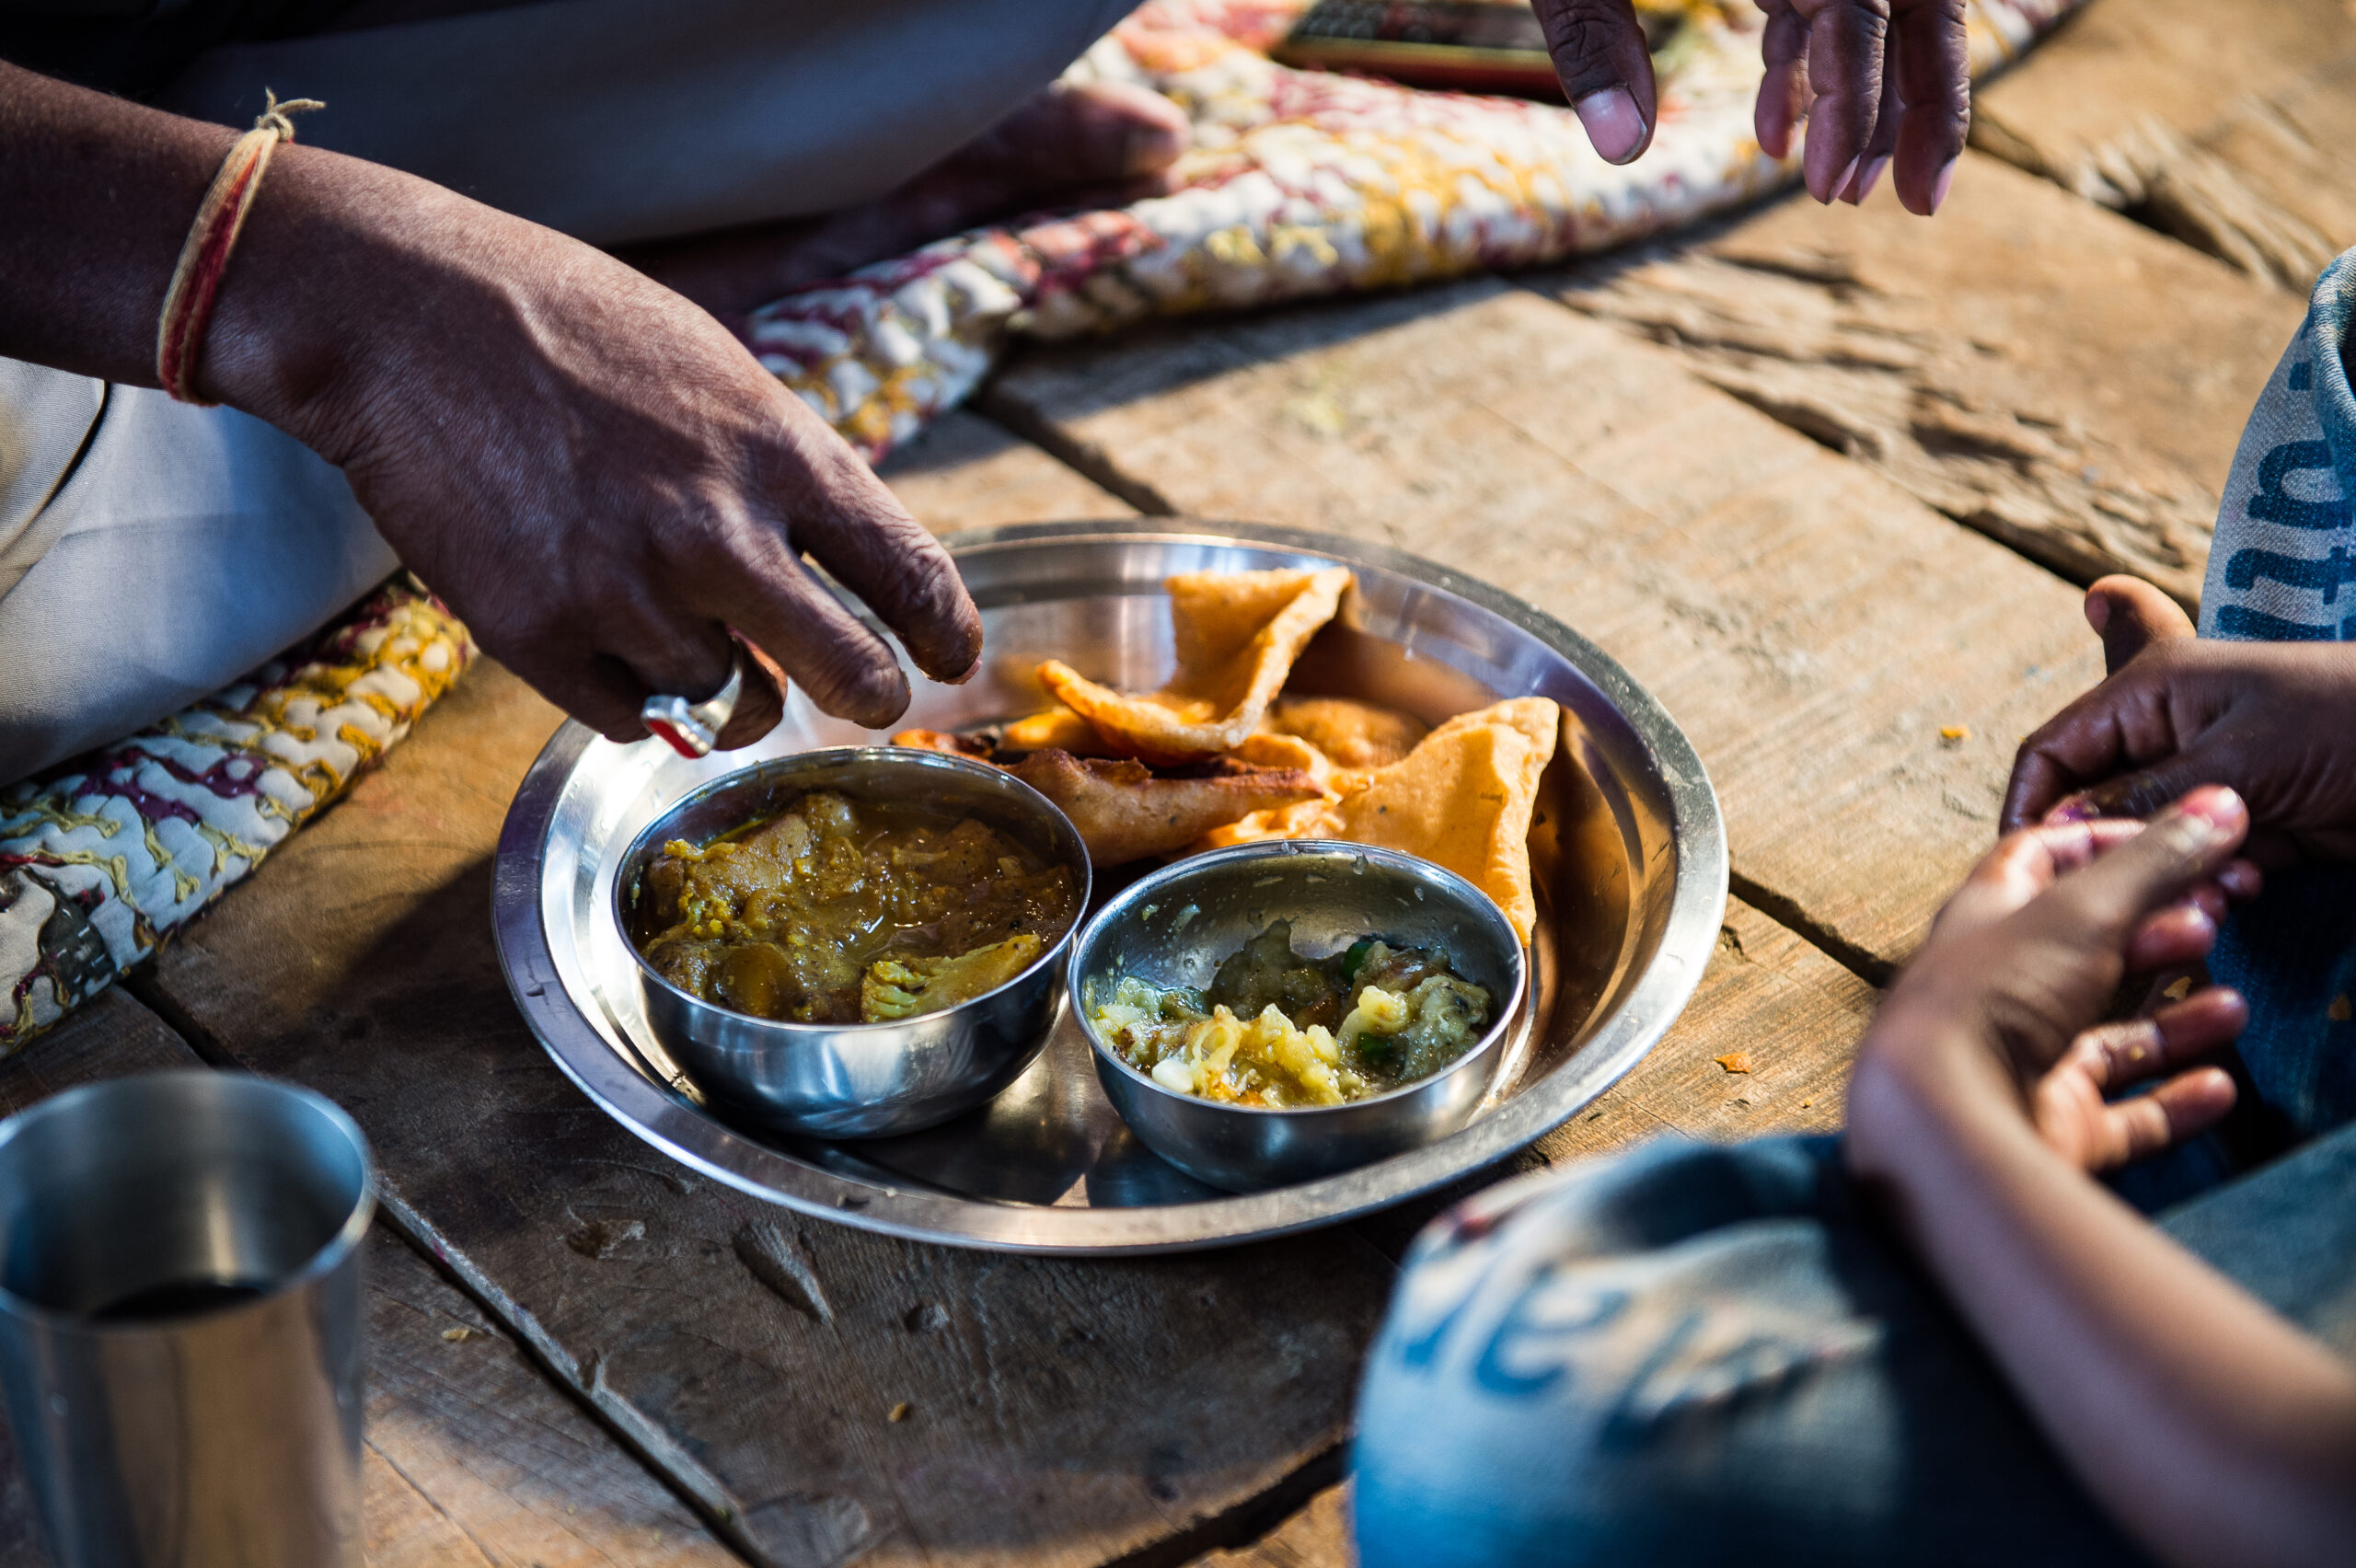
[0,1070,373,1568]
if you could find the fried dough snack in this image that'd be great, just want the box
[1004,750,1323,865]
[1263,696,1429,769]
[890,731,1323,865]
[1202,697,1560,944]
[1039,567,1353,765]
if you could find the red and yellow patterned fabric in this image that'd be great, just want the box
[747,0,2085,459]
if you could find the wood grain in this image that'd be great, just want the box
[362,1229,738,1568]
[878,408,1137,535]
[1537,897,1873,1163]
[0,990,744,1568]
[984,281,2099,974]
[137,661,1398,1568]
[1973,0,2356,289]
[1552,152,2300,607]
[1184,1483,1352,1568]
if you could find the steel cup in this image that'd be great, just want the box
[0,1070,375,1568]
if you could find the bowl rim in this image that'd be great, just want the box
[1068,838,1530,1118]
[612,744,1094,1035]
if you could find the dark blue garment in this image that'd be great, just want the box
[1353,1125,2356,1568]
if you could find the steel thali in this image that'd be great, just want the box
[492,520,1727,1253]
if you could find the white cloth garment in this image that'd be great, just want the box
[0,0,1130,779]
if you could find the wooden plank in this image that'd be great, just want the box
[138,660,1398,1568]
[1552,151,2301,608]
[877,408,1137,535]
[1536,896,1871,1162]
[362,1228,739,1568]
[0,990,744,1568]
[1972,0,2356,290]
[0,987,192,1110]
[1184,1482,1353,1568]
[983,281,2098,974]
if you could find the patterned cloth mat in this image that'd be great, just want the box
[750,0,2086,460]
[0,580,469,1048]
[0,0,2084,1049]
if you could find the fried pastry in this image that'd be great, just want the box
[1263,695,1429,769]
[1000,750,1324,866]
[1039,567,1353,765]
[1200,697,1560,943]
[890,731,1324,865]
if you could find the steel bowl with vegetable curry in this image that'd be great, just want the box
[628,789,1080,1025]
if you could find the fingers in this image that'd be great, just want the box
[712,636,788,752]
[2085,574,2196,676]
[2101,1067,2240,1169]
[2123,895,2223,972]
[1884,0,1969,214]
[766,430,983,688]
[2067,988,2248,1097]
[1757,0,1967,212]
[1754,0,1811,159]
[2045,755,2219,827]
[2001,664,2177,832]
[1796,0,1891,202]
[2000,579,2200,829]
[703,528,918,728]
[1934,818,2146,939]
[2030,788,2250,951]
[1534,0,1661,163]
[1834,19,1901,205]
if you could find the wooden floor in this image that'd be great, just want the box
[6,0,2350,1561]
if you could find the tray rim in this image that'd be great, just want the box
[492,518,1728,1254]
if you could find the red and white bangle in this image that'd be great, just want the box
[155,90,323,406]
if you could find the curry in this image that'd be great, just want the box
[631,790,1078,1025]
[1088,920,1492,1107]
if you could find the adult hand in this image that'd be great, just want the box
[2004,577,2356,864]
[203,144,982,749]
[1536,0,1968,213]
[1849,791,2258,1185]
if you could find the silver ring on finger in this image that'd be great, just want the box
[641,645,745,758]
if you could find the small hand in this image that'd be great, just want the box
[1536,0,1968,213]
[1850,790,2258,1183]
[2004,577,2356,864]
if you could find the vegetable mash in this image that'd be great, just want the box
[1089,920,1491,1106]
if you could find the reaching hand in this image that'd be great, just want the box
[2004,577,2356,864]
[1536,0,1968,213]
[206,147,983,750]
[1849,791,2258,1182]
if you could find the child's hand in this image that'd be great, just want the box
[1851,790,2257,1183]
[2004,577,2356,864]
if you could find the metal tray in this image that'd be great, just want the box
[493,520,1726,1253]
